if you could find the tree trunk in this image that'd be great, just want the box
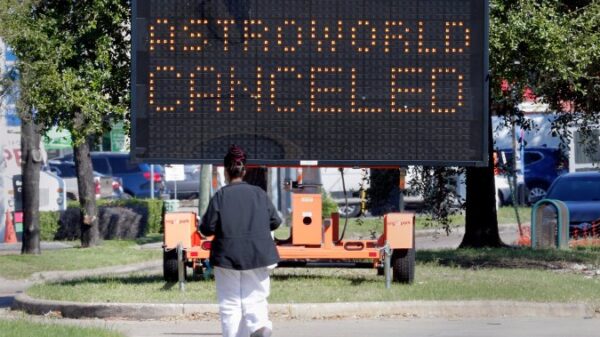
[20,115,42,254]
[459,121,505,248]
[73,112,99,247]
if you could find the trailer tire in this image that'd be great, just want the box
[192,263,204,281]
[392,248,415,284]
[163,250,179,282]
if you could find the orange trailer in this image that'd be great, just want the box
[163,185,415,284]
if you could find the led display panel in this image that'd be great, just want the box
[132,0,489,166]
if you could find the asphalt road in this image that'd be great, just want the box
[8,316,598,337]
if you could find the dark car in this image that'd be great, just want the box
[545,172,600,235]
[55,152,165,198]
[165,165,201,199]
[496,147,567,204]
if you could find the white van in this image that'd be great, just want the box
[568,128,600,172]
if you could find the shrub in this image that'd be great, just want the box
[56,206,145,241]
[322,191,338,218]
[51,198,165,241]
[40,211,60,241]
[99,198,164,234]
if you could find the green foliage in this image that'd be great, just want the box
[39,211,60,241]
[0,0,131,141]
[490,0,600,124]
[42,198,165,241]
[410,167,465,234]
[321,191,338,218]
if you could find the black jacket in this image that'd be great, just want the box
[200,182,282,270]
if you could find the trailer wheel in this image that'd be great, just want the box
[192,262,204,281]
[392,248,415,284]
[163,249,179,282]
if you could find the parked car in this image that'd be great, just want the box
[495,147,567,205]
[46,160,124,200]
[53,152,165,198]
[165,165,201,199]
[545,172,600,235]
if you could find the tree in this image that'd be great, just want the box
[0,18,53,254]
[460,0,600,247]
[0,0,131,247]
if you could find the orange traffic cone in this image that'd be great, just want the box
[4,210,17,244]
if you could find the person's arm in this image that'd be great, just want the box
[199,195,219,236]
[266,193,282,231]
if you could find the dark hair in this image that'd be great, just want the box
[224,144,246,179]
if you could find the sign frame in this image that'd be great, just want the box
[131,0,489,167]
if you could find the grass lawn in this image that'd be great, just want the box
[0,320,125,337]
[275,206,532,240]
[0,240,161,280]
[27,248,600,305]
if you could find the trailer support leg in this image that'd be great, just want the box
[384,242,392,289]
[177,242,186,292]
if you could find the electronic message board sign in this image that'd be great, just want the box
[132,0,489,166]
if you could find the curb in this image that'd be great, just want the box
[12,293,598,320]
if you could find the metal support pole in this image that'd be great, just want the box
[177,242,185,292]
[150,164,155,199]
[384,242,392,289]
[174,180,178,200]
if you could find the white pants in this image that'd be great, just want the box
[214,266,272,337]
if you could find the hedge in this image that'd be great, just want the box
[40,211,60,241]
[40,198,164,241]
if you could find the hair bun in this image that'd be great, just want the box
[225,144,247,166]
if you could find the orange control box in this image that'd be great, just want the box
[292,193,322,245]
[384,213,415,249]
[164,212,197,249]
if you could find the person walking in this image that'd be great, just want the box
[200,145,281,337]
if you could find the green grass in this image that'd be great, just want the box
[497,206,531,224]
[0,320,125,337]
[274,207,532,240]
[0,240,161,280]
[27,248,600,305]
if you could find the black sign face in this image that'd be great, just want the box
[132,0,488,166]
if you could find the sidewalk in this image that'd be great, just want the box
[0,241,73,255]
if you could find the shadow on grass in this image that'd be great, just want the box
[54,274,178,288]
[272,273,374,286]
[52,271,377,288]
[417,247,600,270]
[135,234,163,245]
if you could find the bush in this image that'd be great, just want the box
[56,206,145,241]
[44,198,164,241]
[40,211,60,241]
[322,191,338,217]
[98,199,164,234]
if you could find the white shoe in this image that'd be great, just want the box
[250,327,272,337]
